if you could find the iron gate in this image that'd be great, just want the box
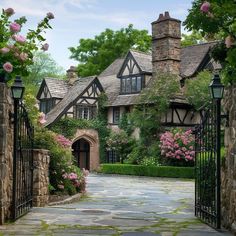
[12,100,34,220]
[195,101,221,229]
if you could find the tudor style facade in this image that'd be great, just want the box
[37,11,221,171]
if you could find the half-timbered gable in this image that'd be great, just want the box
[36,78,70,114]
[44,76,104,126]
[117,50,152,95]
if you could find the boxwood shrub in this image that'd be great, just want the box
[100,164,194,179]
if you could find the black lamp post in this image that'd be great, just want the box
[11,76,25,100]
[11,76,25,219]
[209,73,224,229]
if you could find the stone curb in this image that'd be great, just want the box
[48,192,84,206]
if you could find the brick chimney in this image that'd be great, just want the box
[66,66,78,85]
[152,11,181,78]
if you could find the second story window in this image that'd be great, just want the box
[120,76,142,94]
[40,99,54,114]
[113,107,120,124]
[75,105,96,120]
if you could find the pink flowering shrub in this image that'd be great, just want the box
[159,128,195,166]
[54,134,72,148]
[0,7,54,81]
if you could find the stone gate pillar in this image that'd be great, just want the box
[222,85,236,233]
[0,83,13,224]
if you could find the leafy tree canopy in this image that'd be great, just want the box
[181,30,207,47]
[24,51,65,94]
[184,70,212,110]
[184,0,236,84]
[69,24,151,77]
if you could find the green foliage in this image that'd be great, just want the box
[184,0,236,84]
[106,130,136,163]
[130,73,179,144]
[100,164,194,179]
[25,51,65,88]
[0,8,53,80]
[118,112,134,136]
[184,70,212,110]
[51,117,110,163]
[69,24,151,77]
[140,157,159,167]
[34,128,86,195]
[181,30,207,47]
[50,93,109,163]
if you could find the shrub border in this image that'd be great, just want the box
[100,164,194,179]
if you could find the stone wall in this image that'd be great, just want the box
[33,149,50,207]
[0,83,13,224]
[222,85,236,233]
[0,83,50,224]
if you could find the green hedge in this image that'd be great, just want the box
[100,164,194,179]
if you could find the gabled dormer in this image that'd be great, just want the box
[37,78,70,114]
[117,50,152,95]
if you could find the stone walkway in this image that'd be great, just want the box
[0,174,232,235]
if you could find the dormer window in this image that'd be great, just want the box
[120,75,143,94]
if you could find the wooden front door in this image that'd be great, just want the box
[72,138,90,170]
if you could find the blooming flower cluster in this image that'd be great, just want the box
[0,7,54,81]
[55,134,72,148]
[61,169,89,192]
[200,1,235,48]
[38,112,46,125]
[160,128,195,162]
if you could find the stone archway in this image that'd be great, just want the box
[72,129,99,171]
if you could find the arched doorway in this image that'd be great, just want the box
[72,138,90,170]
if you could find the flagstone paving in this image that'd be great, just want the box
[0,174,232,236]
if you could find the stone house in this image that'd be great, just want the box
[37,12,220,171]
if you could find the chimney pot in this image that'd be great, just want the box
[158,13,164,21]
[164,11,170,18]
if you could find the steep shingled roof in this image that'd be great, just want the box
[45,76,102,126]
[130,50,152,73]
[180,42,218,78]
[37,78,71,99]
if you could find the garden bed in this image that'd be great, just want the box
[100,164,194,179]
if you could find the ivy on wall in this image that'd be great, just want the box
[50,93,110,163]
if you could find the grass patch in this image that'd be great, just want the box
[100,164,194,179]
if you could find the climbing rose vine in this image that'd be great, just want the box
[160,128,195,162]
[0,7,54,81]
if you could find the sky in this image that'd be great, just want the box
[1,0,193,71]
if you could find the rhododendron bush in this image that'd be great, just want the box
[160,128,195,166]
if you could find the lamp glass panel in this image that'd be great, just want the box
[12,87,23,99]
[212,87,223,99]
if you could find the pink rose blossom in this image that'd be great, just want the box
[200,1,210,13]
[38,112,46,124]
[12,34,26,43]
[41,43,49,51]
[57,184,64,190]
[19,52,28,61]
[225,35,235,48]
[0,47,10,54]
[3,62,13,73]
[4,8,15,16]
[10,22,21,33]
[47,12,54,19]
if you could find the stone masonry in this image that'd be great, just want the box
[0,83,50,224]
[33,149,50,207]
[222,85,236,234]
[152,11,181,77]
[0,83,13,224]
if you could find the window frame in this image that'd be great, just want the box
[75,104,97,120]
[120,74,144,94]
[112,107,120,124]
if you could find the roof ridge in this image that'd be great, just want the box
[130,49,151,56]
[182,41,219,49]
